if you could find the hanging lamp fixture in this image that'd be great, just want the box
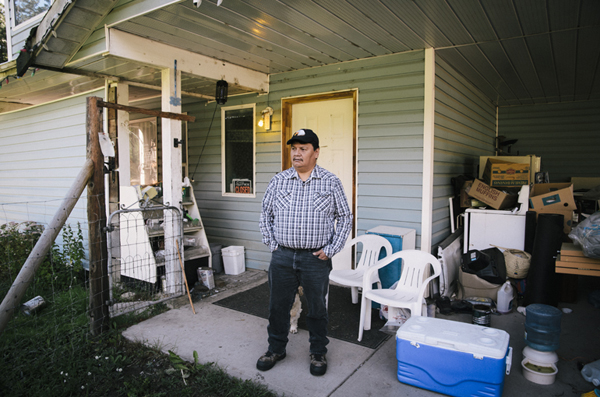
[215,80,228,104]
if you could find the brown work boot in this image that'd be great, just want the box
[310,353,327,376]
[256,351,286,371]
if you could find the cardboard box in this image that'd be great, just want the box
[460,180,474,207]
[483,158,530,187]
[529,183,576,233]
[479,155,540,185]
[466,179,519,210]
[529,183,576,213]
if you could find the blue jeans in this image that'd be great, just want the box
[267,246,331,355]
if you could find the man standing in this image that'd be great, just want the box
[258,128,353,376]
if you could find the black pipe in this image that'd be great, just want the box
[523,213,564,307]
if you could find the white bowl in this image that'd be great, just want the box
[522,346,559,365]
[522,358,557,385]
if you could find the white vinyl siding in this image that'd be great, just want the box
[0,90,102,255]
[433,57,497,247]
[498,100,600,183]
[189,51,428,270]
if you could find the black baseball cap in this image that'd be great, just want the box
[286,128,319,149]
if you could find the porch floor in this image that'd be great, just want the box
[122,268,600,397]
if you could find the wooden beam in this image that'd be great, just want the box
[87,96,110,336]
[108,29,268,94]
[97,100,195,122]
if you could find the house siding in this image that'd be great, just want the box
[433,57,497,247]
[189,51,428,270]
[498,100,600,182]
[0,90,101,254]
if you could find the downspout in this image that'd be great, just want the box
[421,48,435,253]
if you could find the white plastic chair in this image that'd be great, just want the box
[329,234,393,304]
[358,250,442,341]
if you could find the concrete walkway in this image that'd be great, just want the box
[122,269,600,397]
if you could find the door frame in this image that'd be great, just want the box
[281,89,358,236]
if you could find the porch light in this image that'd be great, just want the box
[258,107,273,130]
[215,80,228,104]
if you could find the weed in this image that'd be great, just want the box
[0,222,278,396]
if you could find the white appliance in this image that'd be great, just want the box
[463,185,530,254]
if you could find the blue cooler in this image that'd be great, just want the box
[396,317,512,397]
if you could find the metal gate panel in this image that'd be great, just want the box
[107,206,184,317]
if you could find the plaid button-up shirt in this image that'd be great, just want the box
[259,165,353,259]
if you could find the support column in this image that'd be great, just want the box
[116,83,131,186]
[421,48,435,253]
[161,64,183,294]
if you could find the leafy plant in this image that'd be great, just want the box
[0,222,86,301]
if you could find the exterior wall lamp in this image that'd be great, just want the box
[258,107,273,130]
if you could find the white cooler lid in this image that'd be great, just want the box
[397,316,510,359]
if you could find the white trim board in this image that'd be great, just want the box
[107,29,268,94]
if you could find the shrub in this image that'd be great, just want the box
[0,222,85,300]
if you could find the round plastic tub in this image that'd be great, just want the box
[521,358,557,385]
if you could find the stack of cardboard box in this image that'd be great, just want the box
[463,155,576,234]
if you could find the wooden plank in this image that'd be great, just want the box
[561,242,587,257]
[556,267,600,277]
[558,254,600,265]
[98,100,195,122]
[556,260,600,270]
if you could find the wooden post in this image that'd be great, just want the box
[0,159,94,335]
[87,96,110,336]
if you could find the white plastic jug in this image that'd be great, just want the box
[497,281,514,314]
[582,359,600,386]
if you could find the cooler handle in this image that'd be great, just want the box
[505,346,513,375]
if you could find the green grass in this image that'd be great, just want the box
[0,285,278,397]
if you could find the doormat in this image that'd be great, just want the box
[213,282,391,349]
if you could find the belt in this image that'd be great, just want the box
[279,246,321,252]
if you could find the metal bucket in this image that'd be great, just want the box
[197,267,215,289]
[472,304,491,326]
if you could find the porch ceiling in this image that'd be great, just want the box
[2,0,600,111]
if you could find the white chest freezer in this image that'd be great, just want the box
[463,185,529,254]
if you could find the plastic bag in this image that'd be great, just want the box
[568,211,600,258]
[379,280,411,326]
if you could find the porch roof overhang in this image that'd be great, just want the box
[1,0,600,113]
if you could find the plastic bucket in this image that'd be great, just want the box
[221,246,245,275]
[525,304,562,351]
[210,243,223,273]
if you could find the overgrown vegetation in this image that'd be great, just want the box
[0,221,85,301]
[0,222,278,397]
[1,2,7,63]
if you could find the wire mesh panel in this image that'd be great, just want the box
[107,206,184,317]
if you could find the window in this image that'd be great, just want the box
[129,118,158,186]
[10,0,51,27]
[221,105,255,196]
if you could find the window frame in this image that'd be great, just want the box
[220,103,256,198]
[7,0,49,30]
[128,117,159,187]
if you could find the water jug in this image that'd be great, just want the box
[497,281,514,313]
[582,359,600,386]
[524,303,562,352]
